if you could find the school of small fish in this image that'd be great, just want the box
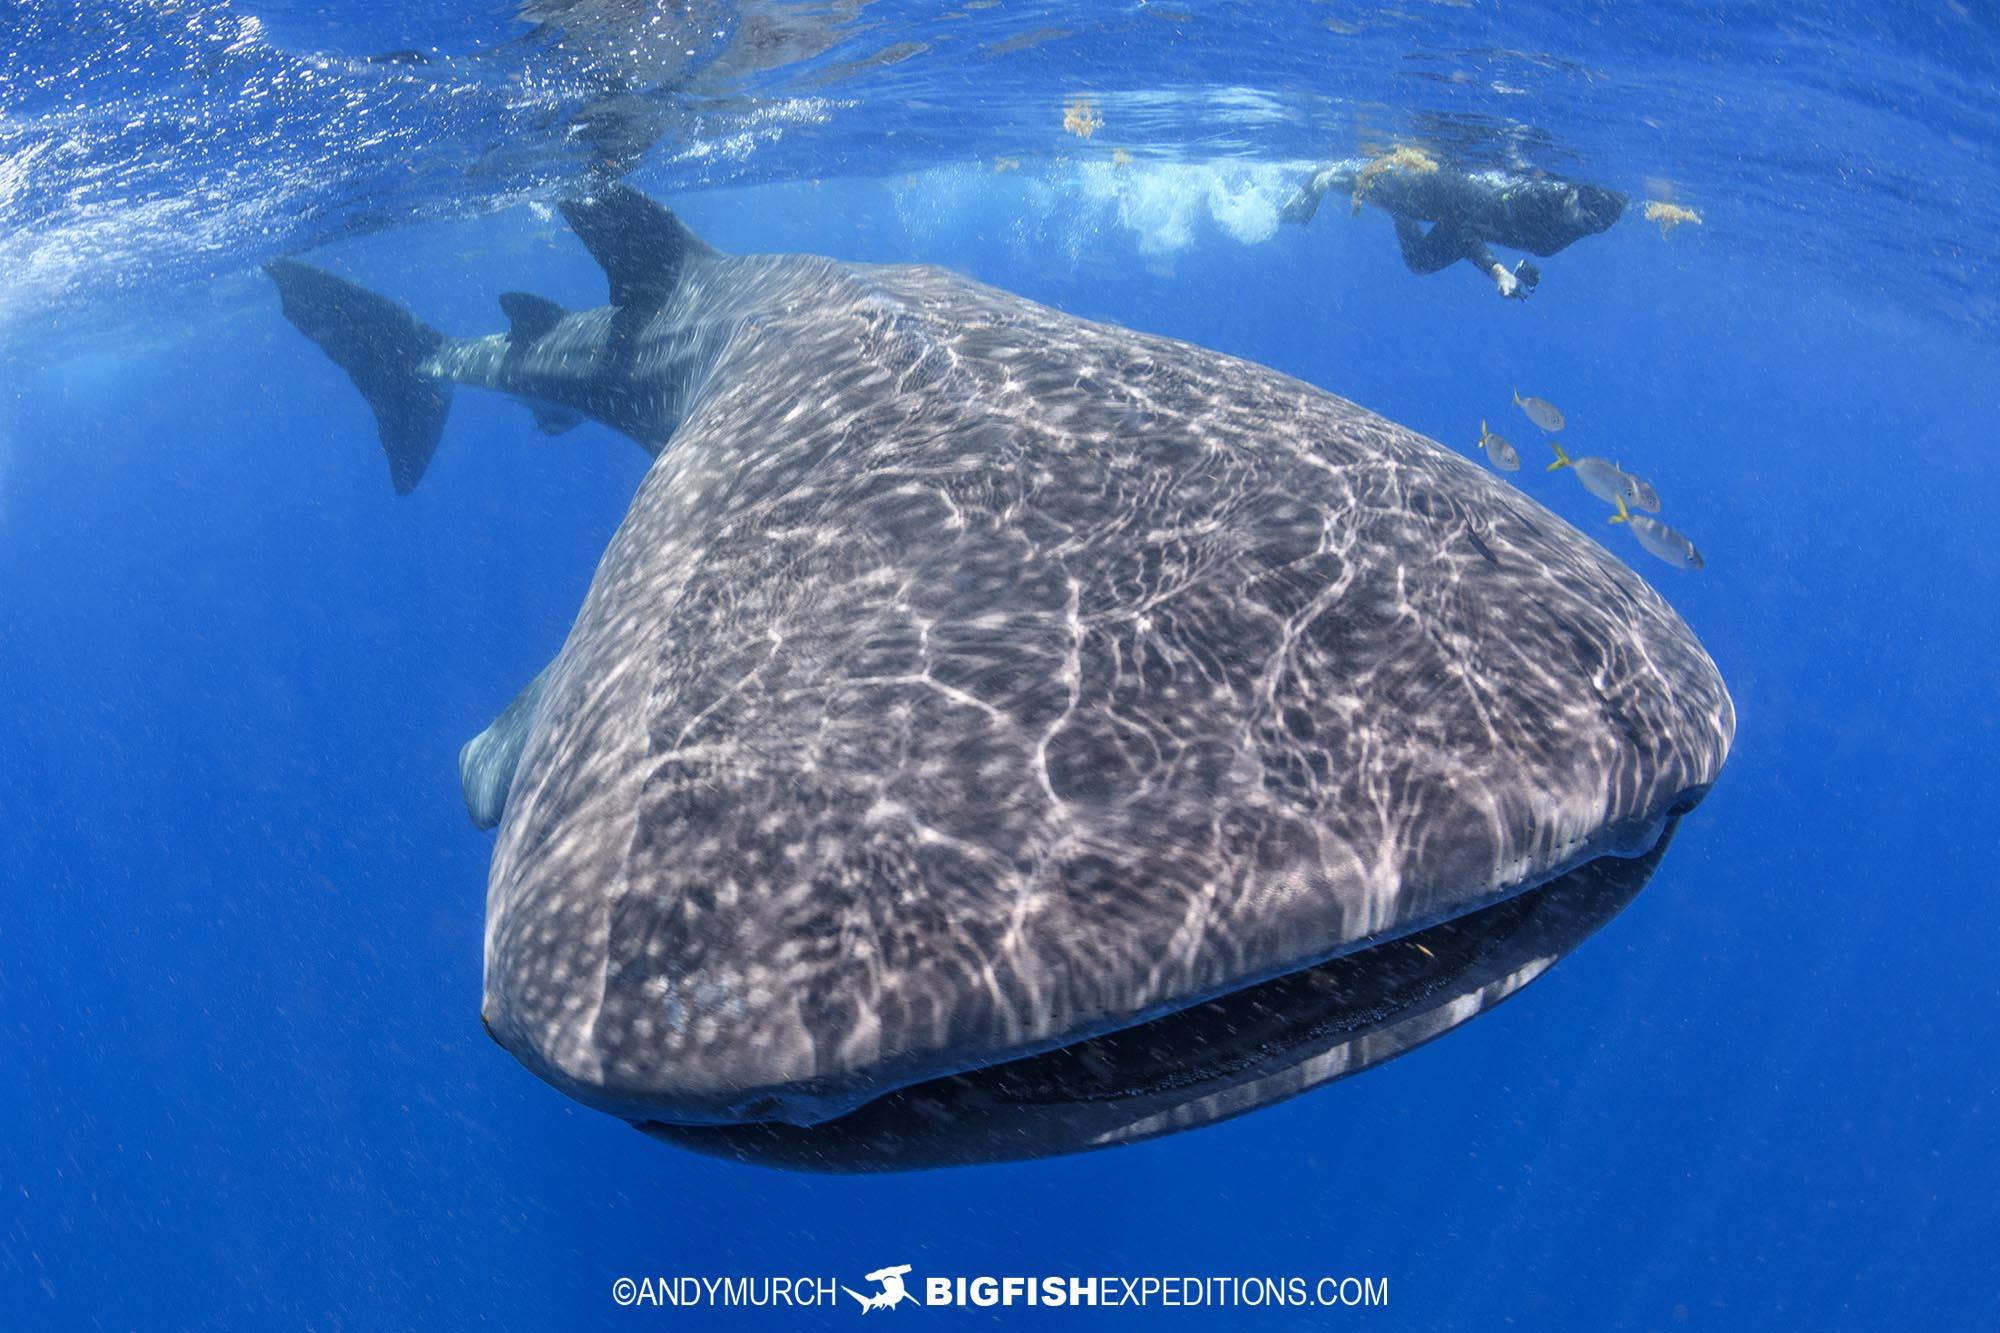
[1465,389,1707,571]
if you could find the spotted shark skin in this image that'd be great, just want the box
[270,187,1733,1169]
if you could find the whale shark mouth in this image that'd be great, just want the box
[636,801,1700,1172]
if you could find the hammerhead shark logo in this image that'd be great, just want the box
[843,1264,917,1313]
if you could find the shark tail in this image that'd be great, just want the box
[266,258,452,495]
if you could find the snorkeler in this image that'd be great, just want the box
[1280,152,1627,299]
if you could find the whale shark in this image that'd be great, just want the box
[268,186,1734,1171]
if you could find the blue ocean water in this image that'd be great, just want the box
[3,1,1996,1328]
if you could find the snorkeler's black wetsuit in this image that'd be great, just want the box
[1283,164,1626,296]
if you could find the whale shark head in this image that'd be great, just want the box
[443,197,1733,1171]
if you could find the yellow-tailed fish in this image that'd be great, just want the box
[1547,442,1641,506]
[1477,419,1521,471]
[1611,496,1705,570]
[1513,389,1565,432]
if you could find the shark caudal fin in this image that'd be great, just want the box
[266,258,452,495]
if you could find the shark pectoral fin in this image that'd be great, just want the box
[499,291,568,344]
[529,405,584,436]
[558,183,721,313]
[458,661,558,831]
[266,259,451,495]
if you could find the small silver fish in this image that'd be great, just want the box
[1625,472,1662,513]
[1612,497,1705,570]
[1477,419,1520,471]
[1547,442,1640,506]
[1513,389,1565,433]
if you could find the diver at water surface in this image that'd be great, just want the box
[1281,152,1627,299]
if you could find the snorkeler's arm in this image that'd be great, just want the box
[1391,216,1469,275]
[1455,235,1529,298]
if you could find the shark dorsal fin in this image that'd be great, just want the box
[558,184,719,313]
[499,291,567,344]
